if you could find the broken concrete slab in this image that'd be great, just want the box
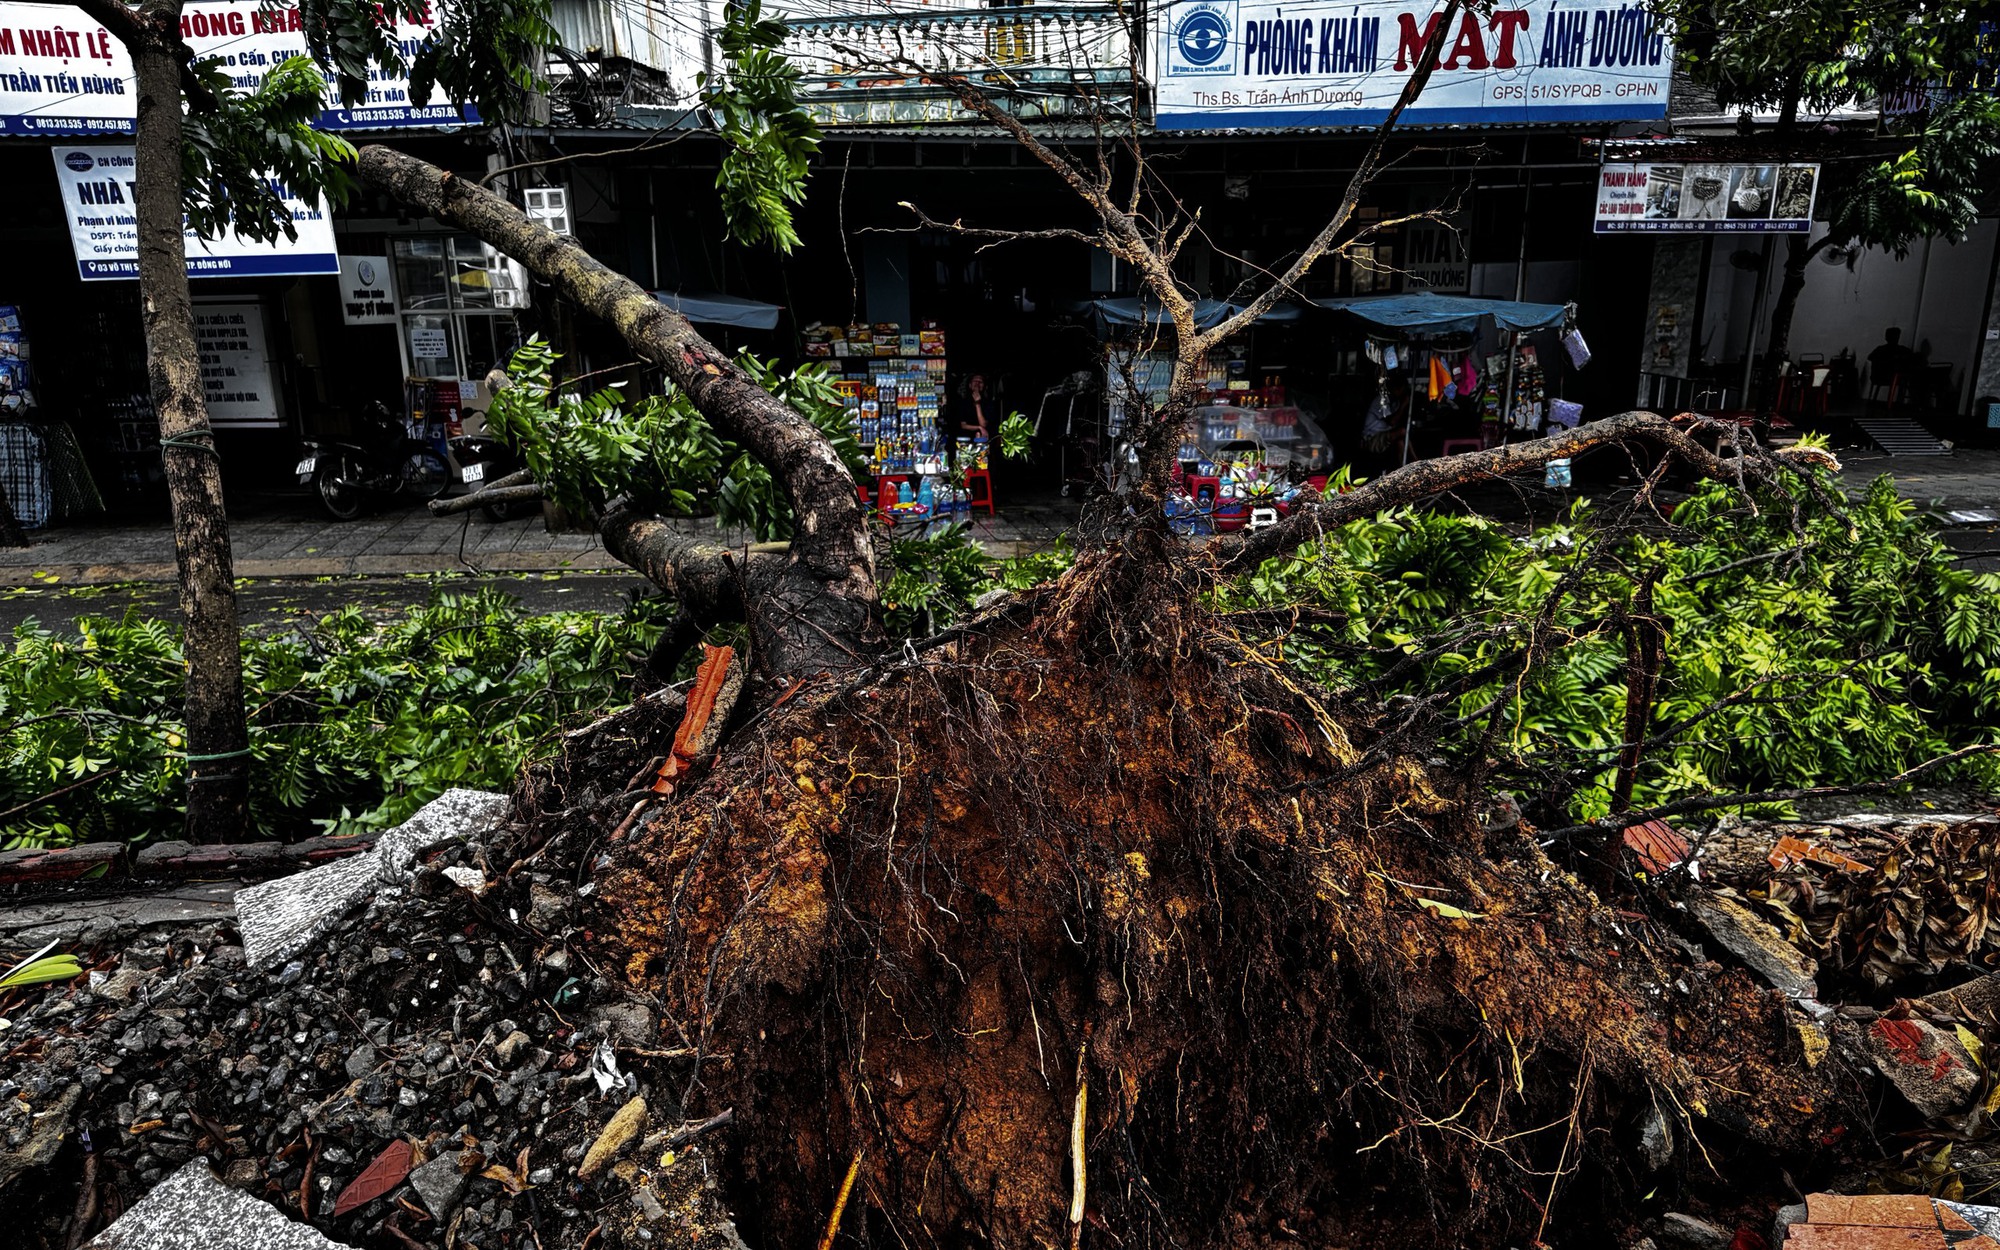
[1685,891,1819,1000]
[1915,971,2000,1027]
[235,788,508,972]
[83,1159,357,1249]
[1858,1015,1981,1120]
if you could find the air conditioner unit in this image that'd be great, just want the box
[524,186,572,237]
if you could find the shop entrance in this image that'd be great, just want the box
[905,231,1098,499]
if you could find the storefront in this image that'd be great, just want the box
[0,0,524,520]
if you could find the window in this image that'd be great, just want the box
[391,235,528,380]
[524,186,572,237]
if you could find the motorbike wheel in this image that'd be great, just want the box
[401,450,451,503]
[315,453,368,521]
[481,497,537,523]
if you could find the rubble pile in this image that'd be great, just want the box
[0,791,740,1250]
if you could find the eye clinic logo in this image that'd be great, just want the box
[1169,1,1236,75]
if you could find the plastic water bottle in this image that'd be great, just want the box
[918,477,935,513]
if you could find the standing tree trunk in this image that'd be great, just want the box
[1764,233,1832,387]
[132,19,251,841]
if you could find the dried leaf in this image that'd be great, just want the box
[333,1138,415,1217]
[1416,897,1485,921]
[1956,1024,1984,1067]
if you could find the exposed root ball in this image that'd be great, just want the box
[588,620,1852,1248]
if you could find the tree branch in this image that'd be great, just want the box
[877,203,1095,249]
[1539,743,2000,842]
[598,510,748,624]
[429,482,544,516]
[1215,413,1841,573]
[1205,0,1461,346]
[358,145,880,673]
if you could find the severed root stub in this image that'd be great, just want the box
[574,619,1859,1249]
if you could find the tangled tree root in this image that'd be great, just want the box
[565,600,1858,1249]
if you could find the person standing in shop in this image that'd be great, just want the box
[955,373,996,445]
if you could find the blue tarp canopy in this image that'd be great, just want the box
[652,290,782,330]
[1083,297,1304,331]
[1312,292,1570,336]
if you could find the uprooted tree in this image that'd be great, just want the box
[341,13,2000,1246]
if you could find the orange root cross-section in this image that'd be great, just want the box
[651,643,736,795]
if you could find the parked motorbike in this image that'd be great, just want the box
[296,401,452,521]
[448,433,535,522]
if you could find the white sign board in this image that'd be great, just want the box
[1155,0,1673,130]
[0,1,475,135]
[409,326,449,358]
[1403,219,1468,291]
[338,256,399,324]
[1594,162,1821,233]
[193,303,280,428]
[53,145,338,280]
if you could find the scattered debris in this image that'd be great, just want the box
[1766,834,1872,875]
[406,1150,469,1220]
[579,1097,647,1181]
[1685,890,1820,1000]
[331,1139,414,1217]
[1625,819,1693,875]
[1658,1211,1734,1250]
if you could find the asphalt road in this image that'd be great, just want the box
[0,570,662,637]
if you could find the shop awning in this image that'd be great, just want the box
[1312,293,1570,336]
[1082,297,1304,331]
[652,290,783,330]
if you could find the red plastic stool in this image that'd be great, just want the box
[965,468,995,514]
[1184,475,1221,509]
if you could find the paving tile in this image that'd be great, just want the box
[1805,1193,1971,1229]
[1783,1229,1948,1248]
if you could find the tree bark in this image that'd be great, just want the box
[132,17,250,841]
[357,145,880,675]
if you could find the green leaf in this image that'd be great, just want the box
[0,954,84,990]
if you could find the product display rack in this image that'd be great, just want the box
[807,321,981,523]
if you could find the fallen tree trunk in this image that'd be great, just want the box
[1218,413,1838,573]
[357,145,879,677]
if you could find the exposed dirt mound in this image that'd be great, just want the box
[579,603,1857,1249]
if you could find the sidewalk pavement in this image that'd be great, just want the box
[5,448,1995,589]
[0,491,1080,586]
[1836,448,2000,513]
